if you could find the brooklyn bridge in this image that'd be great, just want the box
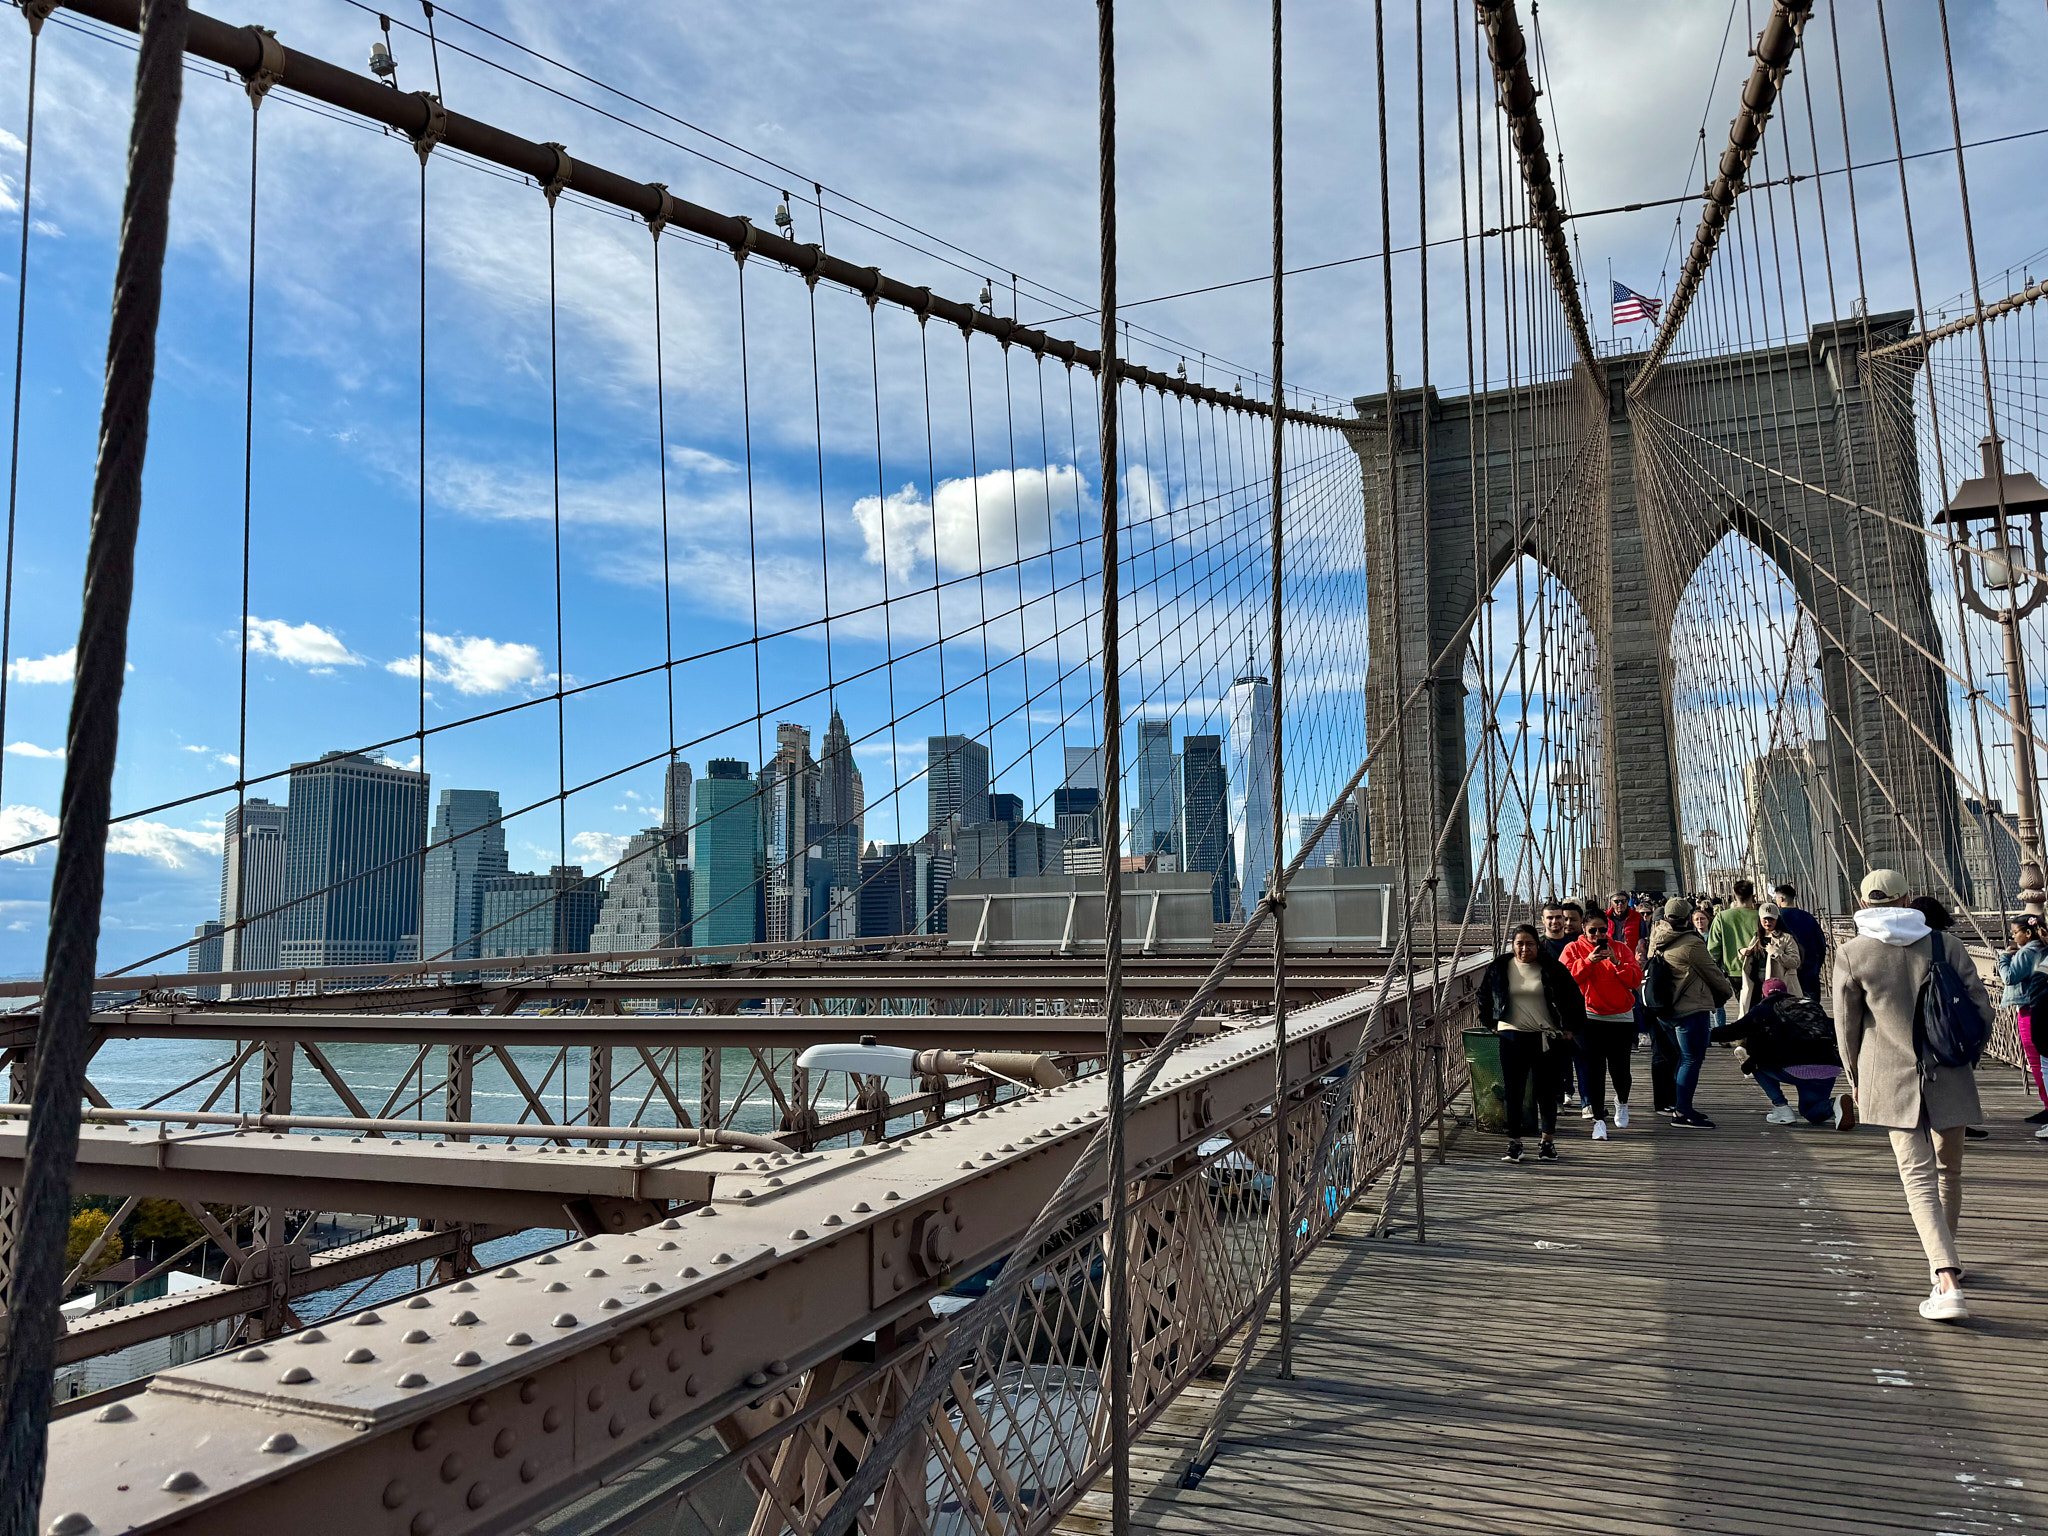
[0,0,2044,1533]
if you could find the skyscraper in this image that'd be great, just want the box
[761,723,820,944]
[1229,665,1275,914]
[481,866,604,959]
[187,921,224,1000]
[220,796,288,979]
[420,789,509,966]
[858,843,918,938]
[1063,744,1103,791]
[590,829,691,952]
[692,759,763,951]
[928,734,990,833]
[278,753,431,968]
[816,710,864,892]
[1133,719,1179,863]
[1181,734,1235,922]
[662,757,693,834]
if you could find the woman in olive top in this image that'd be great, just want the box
[1480,923,1586,1162]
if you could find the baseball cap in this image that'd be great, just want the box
[1758,903,1781,919]
[1761,978,1788,998]
[1859,868,1908,903]
[1663,897,1692,924]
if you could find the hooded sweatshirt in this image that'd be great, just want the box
[1853,906,1930,946]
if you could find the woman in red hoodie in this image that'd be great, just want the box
[1563,910,1644,1139]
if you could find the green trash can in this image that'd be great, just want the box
[1462,1028,1538,1135]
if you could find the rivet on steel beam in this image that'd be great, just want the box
[94,1404,134,1423]
[452,1350,483,1367]
[585,1268,608,1278]
[519,1458,540,1483]
[465,1483,489,1511]
[884,1191,901,1201]
[353,1311,383,1325]
[381,1479,407,1510]
[506,1332,533,1346]
[696,1207,718,1218]
[410,1511,435,1536]
[639,1281,661,1294]
[745,1371,768,1387]
[601,1297,623,1311]
[823,1213,843,1226]
[403,1329,431,1343]
[551,1313,578,1328]
[495,1267,520,1279]
[769,1358,790,1374]
[623,1253,646,1265]
[544,1282,568,1294]
[237,1347,268,1363]
[735,1189,755,1199]
[261,1433,298,1454]
[958,1161,974,1170]
[712,1252,733,1264]
[451,1311,479,1326]
[851,1148,868,1158]
[278,1366,313,1384]
[659,1218,679,1230]
[451,1281,477,1293]
[161,1471,203,1493]
[535,1253,560,1265]
[46,1516,92,1536]
[789,1228,809,1240]
[407,1296,433,1309]
[680,1266,700,1278]
[296,1329,327,1344]
[656,1240,677,1251]
[576,1241,597,1251]
[397,1370,426,1387]
[344,1348,376,1364]
[852,1201,871,1213]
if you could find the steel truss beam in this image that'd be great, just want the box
[34,962,1480,1535]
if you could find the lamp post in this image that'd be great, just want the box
[1936,435,2048,917]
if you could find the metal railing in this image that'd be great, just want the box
[537,996,1473,1536]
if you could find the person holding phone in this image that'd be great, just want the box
[1563,910,1643,1139]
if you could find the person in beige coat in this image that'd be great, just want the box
[1833,869,1991,1323]
[1734,902,1804,1016]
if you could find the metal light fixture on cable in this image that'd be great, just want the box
[774,195,795,235]
[1936,434,2048,621]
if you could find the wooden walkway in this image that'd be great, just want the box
[1063,1049,2048,1535]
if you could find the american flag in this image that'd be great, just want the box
[1612,280,1661,325]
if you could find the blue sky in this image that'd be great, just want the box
[0,1,2038,974]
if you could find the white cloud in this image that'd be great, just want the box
[0,803,214,868]
[572,830,633,868]
[386,632,549,696]
[0,803,55,858]
[8,648,73,685]
[668,446,739,476]
[245,617,364,671]
[852,464,1080,581]
[107,820,218,870]
[4,741,60,759]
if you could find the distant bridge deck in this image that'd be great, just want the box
[1065,1051,2048,1535]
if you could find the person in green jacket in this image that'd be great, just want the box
[1706,879,1762,1030]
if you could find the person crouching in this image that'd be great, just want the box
[1711,978,1854,1129]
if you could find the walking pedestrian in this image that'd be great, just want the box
[1770,881,1828,1001]
[1649,895,1734,1127]
[1563,910,1642,1139]
[1713,977,1850,1127]
[1708,880,1761,1033]
[1834,869,1995,1323]
[1994,915,2048,1125]
[1735,903,1804,1016]
[1480,923,1585,1163]
[1604,889,1642,953]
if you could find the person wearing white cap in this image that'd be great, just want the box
[1833,868,1995,1323]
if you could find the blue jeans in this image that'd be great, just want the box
[1670,1012,1711,1115]
[1755,1068,1836,1122]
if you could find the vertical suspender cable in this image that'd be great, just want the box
[1267,0,1294,1384]
[0,1,187,1526]
[0,12,41,844]
[1095,4,1132,1532]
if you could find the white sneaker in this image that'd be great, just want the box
[1614,1103,1630,1129]
[1765,1105,1798,1125]
[1580,1104,1594,1119]
[1591,1120,1609,1140]
[2036,1124,2048,1140]
[1918,1285,1970,1322]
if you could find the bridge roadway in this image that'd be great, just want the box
[1064,1051,2048,1536]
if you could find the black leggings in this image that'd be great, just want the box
[1498,1029,1561,1141]
[1579,1018,1634,1120]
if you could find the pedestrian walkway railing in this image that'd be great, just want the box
[533,986,1477,1536]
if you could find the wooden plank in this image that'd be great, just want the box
[1056,1050,2048,1535]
